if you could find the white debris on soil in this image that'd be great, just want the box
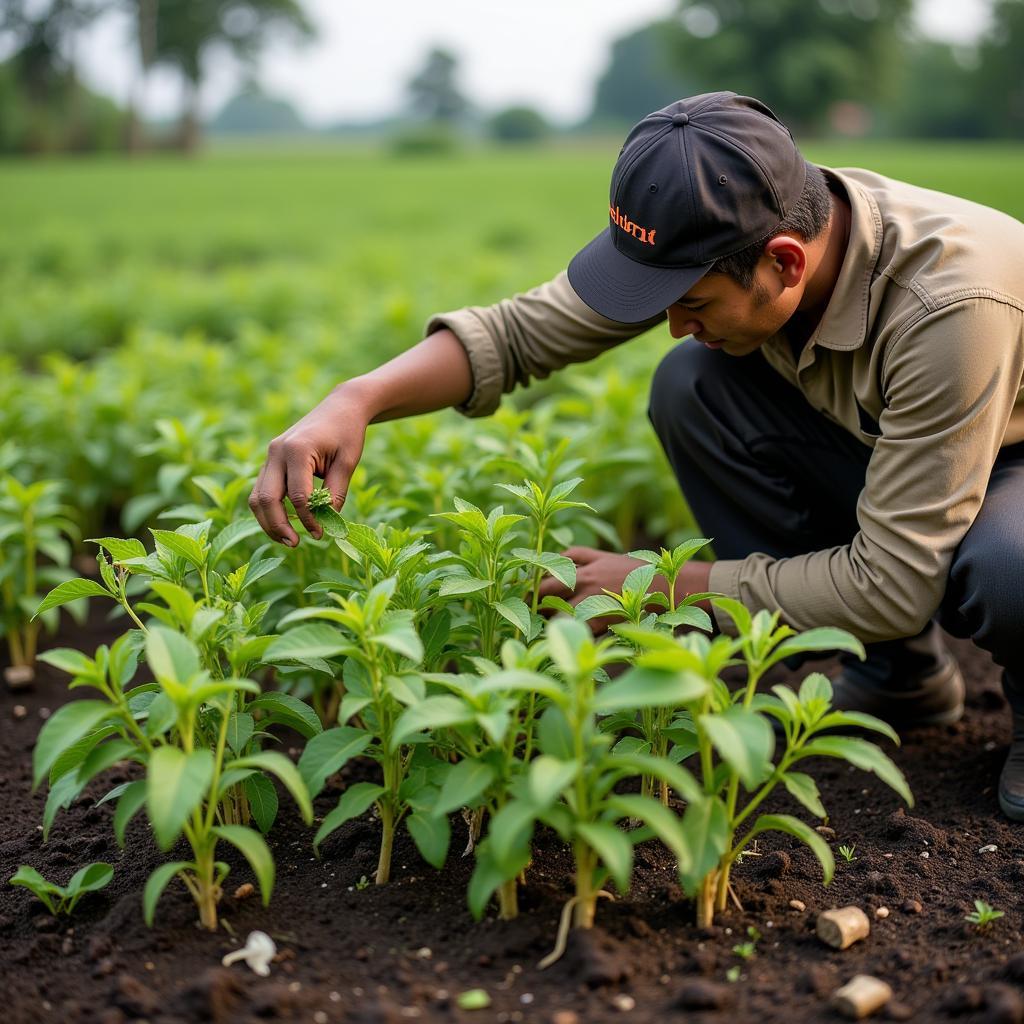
[221,930,277,976]
[830,975,893,1019]
[789,900,806,912]
[979,844,998,854]
[611,993,636,1011]
[874,907,890,919]
[817,907,871,950]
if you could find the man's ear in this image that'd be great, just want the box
[763,235,806,287]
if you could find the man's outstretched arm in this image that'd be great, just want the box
[248,327,472,546]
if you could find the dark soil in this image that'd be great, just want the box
[3,612,1024,1024]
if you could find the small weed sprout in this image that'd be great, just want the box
[965,899,1004,929]
[9,863,113,915]
[838,844,857,863]
[732,925,762,960]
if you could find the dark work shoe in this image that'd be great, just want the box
[827,623,964,730]
[998,709,1024,822]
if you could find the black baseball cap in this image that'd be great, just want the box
[567,91,807,324]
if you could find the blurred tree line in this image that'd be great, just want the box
[0,0,1021,155]
[0,0,312,153]
[586,0,1024,139]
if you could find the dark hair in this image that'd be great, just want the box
[709,163,833,289]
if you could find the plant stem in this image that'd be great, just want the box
[573,843,596,928]
[697,871,718,928]
[375,801,394,885]
[497,878,518,921]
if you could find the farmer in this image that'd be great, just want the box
[250,92,1024,820]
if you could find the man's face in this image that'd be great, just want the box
[665,255,802,357]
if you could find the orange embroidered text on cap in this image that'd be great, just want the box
[609,204,657,246]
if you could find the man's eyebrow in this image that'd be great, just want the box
[678,295,710,304]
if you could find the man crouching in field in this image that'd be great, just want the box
[250,92,1024,820]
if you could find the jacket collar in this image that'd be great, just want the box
[800,166,883,353]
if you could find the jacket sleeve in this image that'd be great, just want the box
[709,297,1024,642]
[423,270,666,417]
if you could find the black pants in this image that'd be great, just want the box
[647,341,1024,709]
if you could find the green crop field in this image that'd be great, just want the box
[3,140,1024,1016]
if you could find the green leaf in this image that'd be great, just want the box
[698,706,776,789]
[9,866,63,914]
[407,811,451,869]
[390,696,475,751]
[486,800,536,874]
[146,747,214,851]
[212,825,274,905]
[439,575,493,597]
[467,841,530,921]
[226,752,313,824]
[781,771,827,819]
[511,548,577,589]
[208,518,264,565]
[88,537,147,562]
[573,594,622,621]
[746,813,835,886]
[595,666,708,713]
[43,771,86,841]
[433,759,496,817]
[576,821,633,894]
[143,861,192,926]
[34,578,111,618]
[678,795,730,896]
[607,793,692,871]
[814,709,900,746]
[494,597,532,637]
[375,614,424,663]
[145,627,200,686]
[114,780,148,847]
[659,606,713,632]
[609,752,703,804]
[226,712,254,754]
[33,701,116,790]
[313,504,349,539]
[709,596,752,636]
[799,735,913,807]
[36,648,97,678]
[248,692,323,738]
[798,672,833,704]
[313,782,386,852]
[298,727,372,798]
[243,774,279,834]
[527,755,579,809]
[151,529,207,569]
[766,627,865,669]
[64,862,114,911]
[265,624,351,662]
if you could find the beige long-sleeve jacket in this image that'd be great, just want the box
[424,168,1024,642]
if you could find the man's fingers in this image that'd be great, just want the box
[323,458,350,513]
[562,546,602,565]
[537,574,573,601]
[248,453,298,547]
[284,444,321,540]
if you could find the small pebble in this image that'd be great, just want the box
[901,899,922,914]
[789,899,806,912]
[919,851,929,859]
[38,706,51,719]
[233,883,254,900]
[979,844,998,854]
[12,705,27,719]
[416,947,432,960]
[816,826,837,840]
[314,1014,328,1024]
[611,994,635,1012]
[875,907,890,919]
[817,907,871,950]
[520,994,534,1005]
[831,974,893,1019]
[552,1013,580,1024]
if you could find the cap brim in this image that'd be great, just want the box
[567,228,712,324]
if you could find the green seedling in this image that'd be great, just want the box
[470,618,705,965]
[9,862,113,915]
[838,844,857,863]
[1,474,79,675]
[965,899,1004,929]
[619,603,913,927]
[732,925,762,959]
[35,627,313,929]
[273,576,448,884]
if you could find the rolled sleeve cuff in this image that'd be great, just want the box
[708,558,745,637]
[423,309,504,418]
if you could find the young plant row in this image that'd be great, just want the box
[21,475,912,955]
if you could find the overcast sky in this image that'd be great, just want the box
[68,0,991,125]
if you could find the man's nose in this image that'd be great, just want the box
[667,305,703,339]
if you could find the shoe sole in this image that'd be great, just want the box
[999,790,1024,822]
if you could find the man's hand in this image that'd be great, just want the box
[537,546,714,634]
[249,385,369,546]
